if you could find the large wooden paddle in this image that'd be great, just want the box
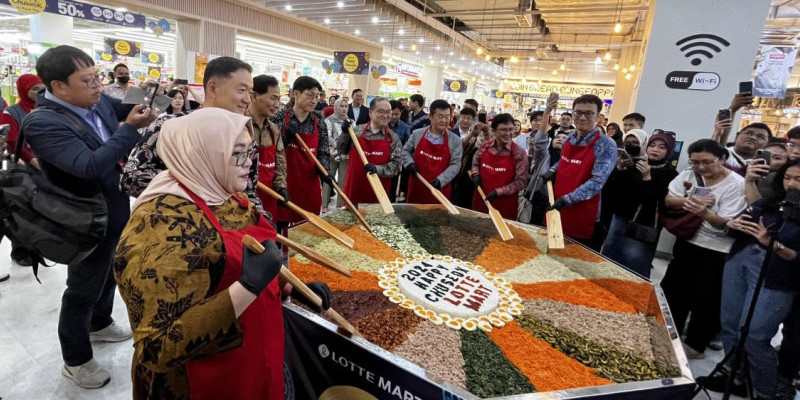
[257,182,354,249]
[413,172,460,214]
[292,134,373,233]
[346,127,394,214]
[276,234,351,277]
[468,171,514,241]
[242,235,360,337]
[545,181,565,250]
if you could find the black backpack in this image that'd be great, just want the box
[0,108,108,281]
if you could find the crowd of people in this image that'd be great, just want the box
[1,44,799,400]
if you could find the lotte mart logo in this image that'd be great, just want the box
[665,33,729,91]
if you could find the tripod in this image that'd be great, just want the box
[692,216,785,400]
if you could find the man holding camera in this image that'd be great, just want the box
[714,92,773,176]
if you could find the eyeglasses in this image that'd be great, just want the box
[373,109,391,116]
[302,91,322,101]
[231,142,257,166]
[77,76,103,89]
[572,110,596,118]
[494,127,515,133]
[688,158,719,167]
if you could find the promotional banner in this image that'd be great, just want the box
[103,37,140,58]
[396,62,422,77]
[753,45,798,98]
[283,307,468,400]
[333,51,370,75]
[0,0,146,28]
[141,51,165,66]
[147,66,161,80]
[186,51,221,84]
[443,79,467,93]
[93,49,114,62]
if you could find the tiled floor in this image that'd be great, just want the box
[0,239,793,399]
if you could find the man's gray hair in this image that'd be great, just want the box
[369,96,391,111]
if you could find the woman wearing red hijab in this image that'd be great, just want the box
[0,74,46,267]
[0,74,45,169]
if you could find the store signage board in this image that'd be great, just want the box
[104,37,140,58]
[443,79,467,93]
[141,51,165,66]
[333,51,369,75]
[664,71,720,91]
[396,62,422,77]
[0,0,146,28]
[506,81,614,99]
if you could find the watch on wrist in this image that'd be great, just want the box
[776,242,786,252]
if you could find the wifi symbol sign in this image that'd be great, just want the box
[676,34,731,66]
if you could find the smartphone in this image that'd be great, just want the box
[144,85,158,108]
[739,81,753,94]
[757,149,772,166]
[717,108,731,121]
[0,124,9,137]
[693,187,711,197]
[175,78,188,85]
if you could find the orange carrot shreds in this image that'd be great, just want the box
[289,258,379,292]
[354,307,422,351]
[505,224,540,249]
[514,280,637,314]
[341,225,403,261]
[546,243,607,263]
[488,321,613,392]
[589,278,662,316]
[472,239,542,274]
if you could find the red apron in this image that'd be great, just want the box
[553,132,602,239]
[344,123,392,205]
[257,125,279,219]
[472,141,518,220]
[181,186,284,400]
[276,111,321,223]
[407,128,451,204]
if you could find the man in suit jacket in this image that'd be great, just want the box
[22,45,157,389]
[347,88,370,125]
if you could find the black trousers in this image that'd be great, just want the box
[58,229,120,366]
[779,296,800,379]
[660,238,727,352]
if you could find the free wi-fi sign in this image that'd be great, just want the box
[665,34,729,91]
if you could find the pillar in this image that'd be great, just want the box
[421,64,444,105]
[175,19,237,82]
[30,13,73,46]
[608,45,641,124]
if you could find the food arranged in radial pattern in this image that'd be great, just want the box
[287,204,681,397]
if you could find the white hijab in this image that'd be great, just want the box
[132,107,253,212]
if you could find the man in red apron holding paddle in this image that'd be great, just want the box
[543,94,617,249]
[338,96,402,204]
[248,75,288,221]
[470,113,530,219]
[270,76,332,226]
[401,99,463,204]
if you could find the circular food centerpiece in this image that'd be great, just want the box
[287,204,682,398]
[379,254,521,331]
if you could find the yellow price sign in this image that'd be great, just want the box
[147,52,160,64]
[101,53,112,61]
[342,54,360,73]
[114,40,131,56]
[9,0,45,14]
[495,90,504,98]
[148,68,161,79]
[449,80,462,92]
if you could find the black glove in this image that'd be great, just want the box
[318,170,334,186]
[471,174,482,188]
[486,190,498,202]
[341,119,352,133]
[405,163,418,175]
[542,169,557,182]
[239,240,282,295]
[430,179,442,189]
[364,163,378,174]
[548,197,566,211]
[339,128,352,149]
[283,130,297,146]
[292,281,331,312]
[276,187,290,209]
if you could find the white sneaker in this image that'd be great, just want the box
[62,359,110,389]
[90,321,132,342]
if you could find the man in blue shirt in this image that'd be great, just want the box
[388,100,411,201]
[543,94,617,250]
[22,45,157,389]
[406,94,430,132]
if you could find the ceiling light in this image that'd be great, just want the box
[354,29,360,35]
[337,1,344,7]
[372,16,379,23]
[415,51,420,55]
[485,54,491,61]
[552,69,557,75]
[379,37,384,43]
[411,43,417,51]
[476,47,483,55]
[528,56,535,61]
[324,18,330,24]
[418,38,424,43]
[604,51,612,60]
[613,63,619,70]
[398,29,404,35]
[398,44,403,49]
[430,59,435,65]
[614,22,622,33]
[559,63,566,70]
[429,55,433,59]
[449,51,454,56]
[436,45,441,51]
[622,67,628,73]
[284,4,292,10]
[594,56,602,64]
[510,55,519,63]
[629,65,636,71]
[625,73,632,80]
[471,61,475,65]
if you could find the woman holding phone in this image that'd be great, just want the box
[661,139,747,359]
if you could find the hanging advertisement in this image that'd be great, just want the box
[443,79,467,93]
[147,66,161,80]
[186,51,221,84]
[94,49,113,62]
[104,37,140,58]
[505,81,614,99]
[396,62,422,77]
[753,45,798,99]
[0,0,146,28]
[333,51,369,75]
[141,51,165,66]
